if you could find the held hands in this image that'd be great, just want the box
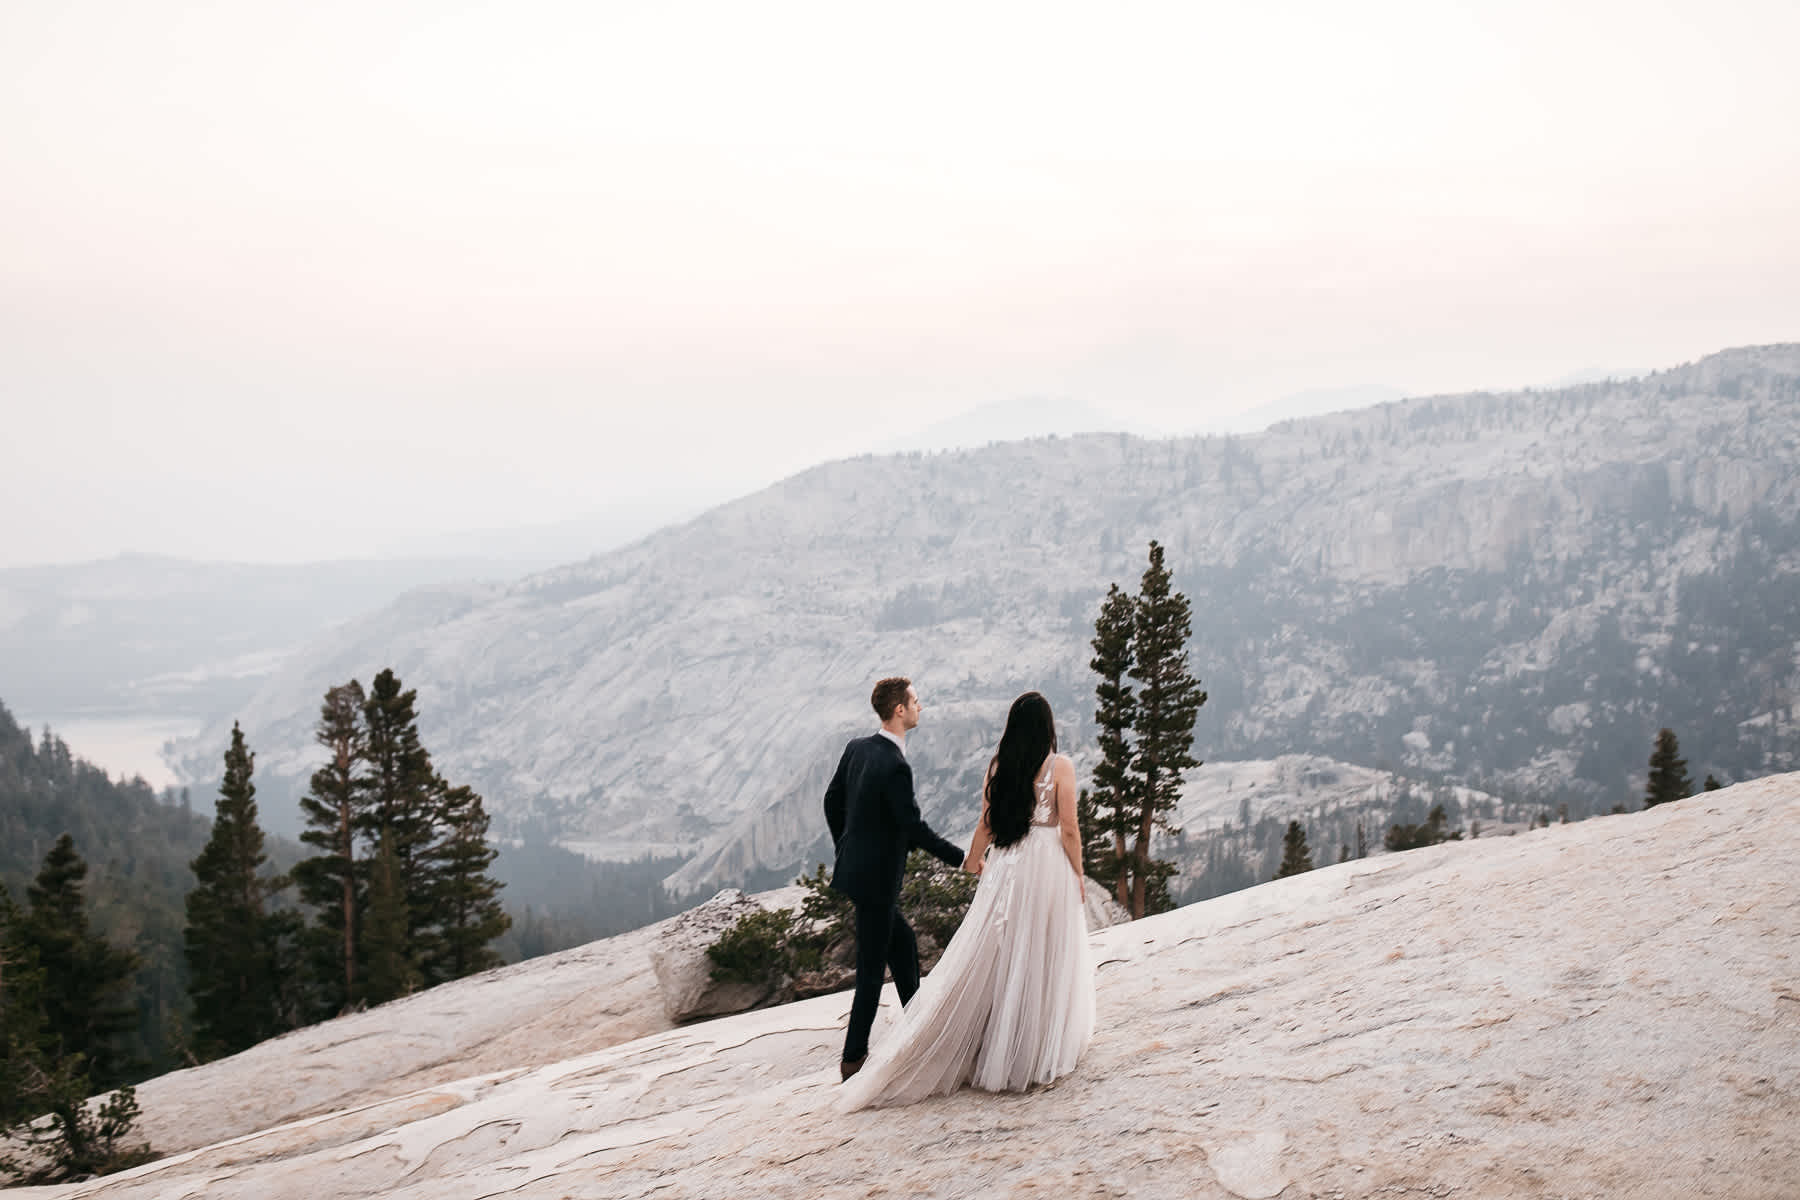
[962,853,984,875]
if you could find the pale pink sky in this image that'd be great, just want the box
[3,0,1797,565]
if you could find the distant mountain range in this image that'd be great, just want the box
[163,344,1800,895]
[0,554,528,719]
[3,374,1583,749]
[0,503,709,730]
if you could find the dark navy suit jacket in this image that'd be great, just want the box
[824,733,964,906]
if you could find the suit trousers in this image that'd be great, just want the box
[843,897,920,1063]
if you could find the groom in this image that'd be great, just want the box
[824,676,970,1080]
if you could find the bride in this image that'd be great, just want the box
[841,691,1096,1109]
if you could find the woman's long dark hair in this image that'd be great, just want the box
[985,692,1058,849]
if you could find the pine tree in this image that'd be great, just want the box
[361,829,418,1004]
[361,670,439,967]
[421,779,510,984]
[1703,774,1723,792]
[3,881,154,1185]
[1275,820,1314,878]
[0,882,57,1128]
[292,681,367,1016]
[1083,583,1137,904]
[21,836,138,1090]
[0,1082,148,1186]
[1125,541,1206,918]
[184,724,296,1059]
[1644,728,1692,808]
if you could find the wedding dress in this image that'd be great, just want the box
[841,753,1096,1109]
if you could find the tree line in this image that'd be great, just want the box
[185,669,510,1058]
[0,669,511,1183]
[0,710,209,1082]
[1268,725,1719,882]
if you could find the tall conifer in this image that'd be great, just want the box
[1126,541,1206,917]
[1084,583,1137,904]
[361,670,439,967]
[423,780,510,983]
[1644,728,1692,808]
[361,830,418,1003]
[22,836,138,1089]
[292,681,367,1016]
[4,882,149,1185]
[1276,821,1315,878]
[0,882,58,1128]
[184,724,295,1058]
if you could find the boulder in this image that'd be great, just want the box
[790,966,856,1000]
[648,888,783,1022]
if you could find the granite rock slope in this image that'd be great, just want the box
[38,772,1799,1199]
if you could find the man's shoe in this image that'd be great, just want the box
[839,1056,866,1081]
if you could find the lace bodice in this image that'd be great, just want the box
[1030,755,1061,826]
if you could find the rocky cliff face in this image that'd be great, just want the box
[173,345,1800,891]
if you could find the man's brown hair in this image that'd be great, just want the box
[871,676,912,722]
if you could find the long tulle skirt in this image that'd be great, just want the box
[840,825,1096,1110]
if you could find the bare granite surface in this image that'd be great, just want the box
[27,774,1800,1199]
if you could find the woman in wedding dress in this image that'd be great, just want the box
[841,691,1096,1109]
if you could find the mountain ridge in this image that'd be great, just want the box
[172,343,1800,891]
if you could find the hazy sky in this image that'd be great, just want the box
[4,0,1797,566]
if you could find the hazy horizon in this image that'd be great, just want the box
[5,0,1797,568]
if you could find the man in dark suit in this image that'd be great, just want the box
[825,675,971,1080]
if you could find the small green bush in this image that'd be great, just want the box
[704,908,796,986]
[1,1083,156,1185]
[1384,804,1464,852]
